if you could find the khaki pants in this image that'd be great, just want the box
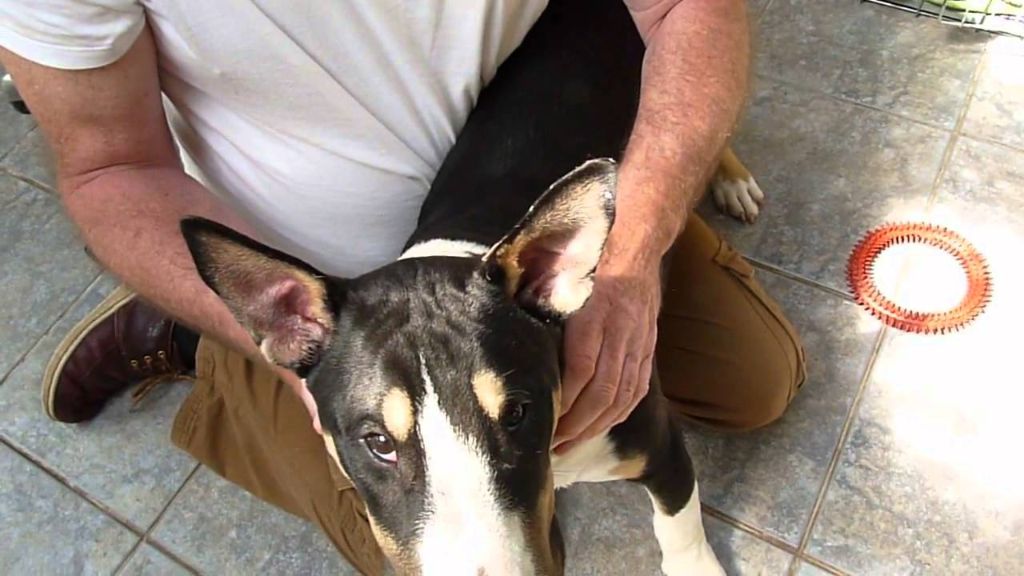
[170,214,806,575]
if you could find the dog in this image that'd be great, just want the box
[182,157,727,576]
[181,1,761,573]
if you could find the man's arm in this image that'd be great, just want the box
[0,27,321,428]
[555,0,750,449]
[617,0,750,254]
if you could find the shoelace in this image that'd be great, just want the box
[128,351,194,410]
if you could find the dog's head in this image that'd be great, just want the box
[181,159,617,575]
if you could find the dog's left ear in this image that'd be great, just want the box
[483,158,617,318]
[180,218,336,373]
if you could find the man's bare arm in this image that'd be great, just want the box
[1,27,259,364]
[556,0,750,448]
[614,0,750,260]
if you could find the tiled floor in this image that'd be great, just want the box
[2,1,1023,574]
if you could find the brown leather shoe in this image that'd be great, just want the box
[42,285,191,423]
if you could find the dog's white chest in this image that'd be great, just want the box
[550,434,622,488]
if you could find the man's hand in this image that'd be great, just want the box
[548,0,750,452]
[553,238,664,454]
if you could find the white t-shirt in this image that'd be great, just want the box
[0,0,547,277]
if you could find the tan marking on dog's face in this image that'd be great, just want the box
[611,454,648,480]
[368,514,418,575]
[382,387,414,442]
[472,369,506,421]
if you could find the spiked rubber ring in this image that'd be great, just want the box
[846,223,992,334]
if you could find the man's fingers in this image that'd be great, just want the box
[560,313,604,416]
[574,351,641,444]
[554,331,625,448]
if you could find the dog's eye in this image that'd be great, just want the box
[501,400,530,431]
[362,433,397,464]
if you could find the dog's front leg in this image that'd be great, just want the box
[640,428,724,576]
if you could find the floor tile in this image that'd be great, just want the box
[0,442,138,575]
[681,272,881,545]
[749,0,772,21]
[557,479,662,575]
[0,274,197,530]
[700,77,948,291]
[963,36,1024,151]
[758,0,987,128]
[0,127,57,191]
[0,99,34,161]
[556,480,793,575]
[119,544,194,576]
[704,516,793,576]
[795,560,835,576]
[808,137,1024,574]
[0,176,98,378]
[151,467,357,575]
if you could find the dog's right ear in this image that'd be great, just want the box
[180,218,336,373]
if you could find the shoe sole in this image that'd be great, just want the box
[41,285,137,421]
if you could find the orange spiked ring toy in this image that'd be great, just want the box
[846,223,992,334]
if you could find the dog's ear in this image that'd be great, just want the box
[181,218,336,372]
[482,158,617,318]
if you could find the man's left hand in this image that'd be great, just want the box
[553,243,664,454]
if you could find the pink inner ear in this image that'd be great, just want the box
[237,274,331,367]
[516,230,595,309]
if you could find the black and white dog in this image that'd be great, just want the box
[182,1,730,574]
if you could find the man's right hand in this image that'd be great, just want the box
[0,26,321,428]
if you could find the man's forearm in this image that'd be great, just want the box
[63,166,258,357]
[613,0,750,262]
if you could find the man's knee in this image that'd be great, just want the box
[657,310,806,431]
[724,359,798,430]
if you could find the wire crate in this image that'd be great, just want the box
[861,0,1024,38]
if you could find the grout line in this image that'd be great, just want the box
[753,71,959,135]
[789,325,890,570]
[145,539,203,576]
[957,128,1024,156]
[112,464,202,576]
[797,552,851,576]
[702,503,800,555]
[5,171,57,195]
[0,272,102,387]
[110,536,146,576]
[747,257,856,302]
[923,38,988,211]
[0,435,146,536]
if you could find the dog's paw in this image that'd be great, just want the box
[661,543,725,576]
[711,174,765,224]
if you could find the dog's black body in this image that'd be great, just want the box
[183,1,718,574]
[408,0,643,249]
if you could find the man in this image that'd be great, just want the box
[1,0,805,572]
